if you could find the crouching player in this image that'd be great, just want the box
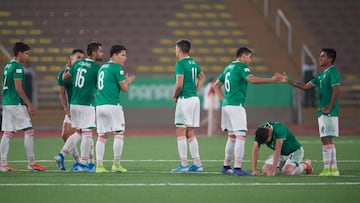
[251,122,312,176]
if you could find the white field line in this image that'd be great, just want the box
[8,159,360,163]
[0,182,360,187]
[12,169,360,178]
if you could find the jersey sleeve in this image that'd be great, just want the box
[115,65,126,83]
[57,71,65,86]
[273,123,288,140]
[330,68,341,87]
[13,64,24,79]
[175,61,184,76]
[240,64,252,79]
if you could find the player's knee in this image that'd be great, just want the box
[262,164,272,174]
[282,164,296,175]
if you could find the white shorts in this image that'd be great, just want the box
[265,147,304,168]
[1,105,32,131]
[318,115,339,137]
[70,104,96,130]
[221,105,247,135]
[96,105,125,135]
[174,96,200,127]
[63,114,71,124]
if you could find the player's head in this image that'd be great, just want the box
[255,127,270,145]
[319,48,336,66]
[235,47,252,65]
[70,49,85,64]
[110,45,127,66]
[13,42,30,62]
[175,39,191,57]
[87,42,103,61]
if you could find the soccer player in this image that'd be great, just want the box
[171,39,206,172]
[251,122,313,176]
[0,42,48,171]
[213,47,282,176]
[282,48,340,176]
[95,45,135,173]
[55,42,103,172]
[57,49,85,165]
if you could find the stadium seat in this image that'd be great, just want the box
[199,4,211,10]
[0,11,11,17]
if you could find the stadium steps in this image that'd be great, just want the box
[148,0,270,77]
[287,0,360,81]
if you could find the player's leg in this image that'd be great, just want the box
[0,106,17,171]
[62,115,79,163]
[95,106,109,173]
[227,106,250,176]
[55,105,81,170]
[220,106,234,174]
[95,132,109,173]
[185,97,203,172]
[318,115,339,176]
[172,98,189,172]
[111,105,127,172]
[0,131,17,172]
[282,148,312,175]
[12,105,47,171]
[222,135,235,174]
[262,154,280,175]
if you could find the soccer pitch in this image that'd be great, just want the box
[0,135,359,203]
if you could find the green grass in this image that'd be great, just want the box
[0,135,359,203]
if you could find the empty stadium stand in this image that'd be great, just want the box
[1,0,358,129]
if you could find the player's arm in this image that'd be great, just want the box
[322,85,340,114]
[281,72,315,90]
[62,68,72,81]
[246,73,281,84]
[196,71,206,92]
[213,80,224,101]
[172,75,183,103]
[59,86,69,116]
[267,139,283,176]
[251,142,261,176]
[14,79,35,115]
[119,73,136,92]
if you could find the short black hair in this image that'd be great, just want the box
[71,49,85,55]
[255,128,269,145]
[87,42,102,56]
[13,42,30,56]
[176,39,191,54]
[321,48,336,64]
[236,47,252,58]
[110,45,127,56]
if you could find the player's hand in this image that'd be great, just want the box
[27,104,35,117]
[279,72,289,83]
[321,107,330,115]
[65,59,72,69]
[126,73,136,84]
[252,170,261,176]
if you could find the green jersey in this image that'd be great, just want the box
[217,61,252,106]
[57,70,72,105]
[96,61,126,106]
[68,58,100,106]
[175,56,202,98]
[256,122,302,155]
[1,60,26,105]
[310,65,340,117]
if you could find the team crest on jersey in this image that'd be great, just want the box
[244,68,250,72]
[16,69,23,73]
[120,70,124,75]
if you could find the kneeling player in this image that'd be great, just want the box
[251,122,312,176]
